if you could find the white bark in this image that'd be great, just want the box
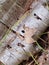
[0,1,49,65]
[0,0,6,4]
[0,0,34,40]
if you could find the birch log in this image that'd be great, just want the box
[0,1,49,65]
[0,0,34,40]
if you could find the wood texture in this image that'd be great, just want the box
[0,0,34,27]
[0,1,49,65]
[0,0,34,40]
[0,22,8,40]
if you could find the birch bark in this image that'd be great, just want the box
[0,1,49,65]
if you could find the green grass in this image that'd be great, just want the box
[29,52,39,65]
